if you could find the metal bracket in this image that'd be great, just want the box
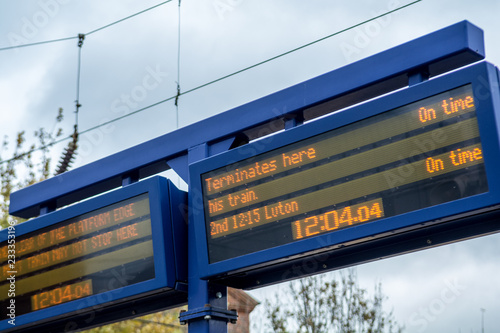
[179,306,238,325]
[408,67,430,86]
[284,113,304,129]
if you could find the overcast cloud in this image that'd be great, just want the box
[1,1,499,332]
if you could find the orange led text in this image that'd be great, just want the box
[419,95,474,123]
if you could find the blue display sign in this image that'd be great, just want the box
[190,61,500,283]
[0,176,187,331]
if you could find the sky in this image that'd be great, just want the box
[1,0,500,332]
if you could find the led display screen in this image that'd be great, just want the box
[201,84,488,263]
[0,194,154,318]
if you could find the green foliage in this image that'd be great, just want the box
[82,307,187,333]
[264,270,403,333]
[0,108,64,229]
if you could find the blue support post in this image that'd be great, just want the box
[180,143,237,332]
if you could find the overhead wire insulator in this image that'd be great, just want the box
[77,33,85,47]
[54,127,78,175]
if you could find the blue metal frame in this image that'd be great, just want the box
[189,61,500,284]
[9,20,484,220]
[0,176,187,332]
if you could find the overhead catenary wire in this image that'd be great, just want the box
[80,0,421,135]
[0,0,421,167]
[181,0,422,95]
[0,36,78,52]
[0,0,174,52]
[0,0,175,165]
[85,0,173,36]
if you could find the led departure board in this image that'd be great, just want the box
[0,176,187,331]
[191,61,500,281]
[0,194,152,317]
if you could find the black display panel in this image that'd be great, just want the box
[0,194,154,318]
[201,85,488,263]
